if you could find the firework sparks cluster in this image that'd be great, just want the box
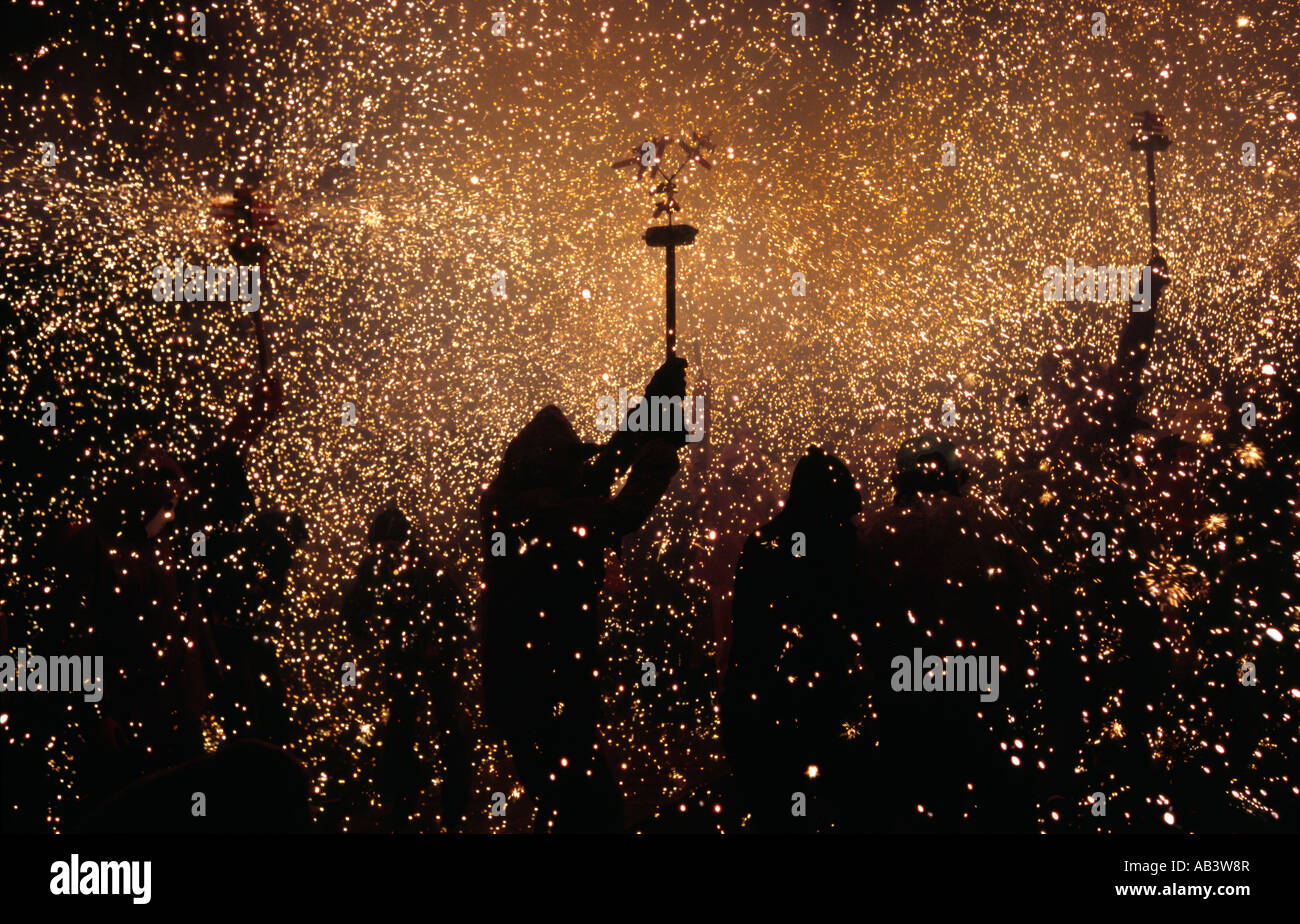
[1,0,1298,833]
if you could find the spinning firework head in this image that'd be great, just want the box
[211,183,283,264]
[1127,109,1174,246]
[610,132,716,360]
[1128,109,1172,153]
[611,131,715,221]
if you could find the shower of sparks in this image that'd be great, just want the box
[2,0,1298,833]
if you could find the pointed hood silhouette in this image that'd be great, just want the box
[495,405,599,495]
[479,385,683,833]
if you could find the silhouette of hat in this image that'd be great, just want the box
[895,434,960,473]
[892,435,969,501]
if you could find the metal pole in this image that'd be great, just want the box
[1145,148,1158,243]
[665,243,677,361]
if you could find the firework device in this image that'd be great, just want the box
[211,185,281,373]
[613,132,714,361]
[1128,110,1171,245]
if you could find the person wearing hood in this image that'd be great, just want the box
[721,446,868,831]
[52,448,205,809]
[480,356,688,832]
[862,436,1051,831]
[343,504,473,831]
[1005,252,1172,525]
[51,361,284,814]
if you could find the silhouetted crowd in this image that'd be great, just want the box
[5,249,1298,834]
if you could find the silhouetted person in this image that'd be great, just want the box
[52,449,206,809]
[722,446,868,831]
[997,255,1177,811]
[205,508,306,745]
[1005,252,1172,523]
[480,356,687,832]
[689,425,778,677]
[52,364,283,815]
[861,441,1047,831]
[343,505,473,831]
